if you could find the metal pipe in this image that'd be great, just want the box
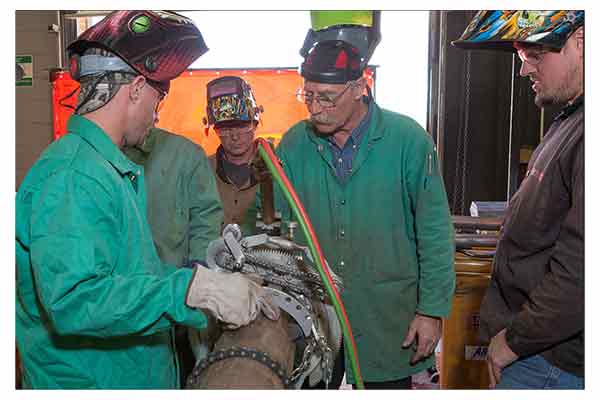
[56,11,64,69]
[506,54,516,201]
[62,10,111,19]
[452,215,502,232]
[260,179,275,225]
[426,11,439,141]
[435,11,448,173]
[455,233,499,250]
[188,314,295,389]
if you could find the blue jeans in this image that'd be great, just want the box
[496,354,584,389]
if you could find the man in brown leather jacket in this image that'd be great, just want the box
[205,76,262,234]
[453,10,584,389]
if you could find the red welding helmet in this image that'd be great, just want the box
[67,10,208,83]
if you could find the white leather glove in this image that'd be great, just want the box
[185,266,280,330]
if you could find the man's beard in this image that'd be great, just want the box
[535,85,570,108]
[534,62,582,108]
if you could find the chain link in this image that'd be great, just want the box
[187,346,291,388]
[288,340,316,384]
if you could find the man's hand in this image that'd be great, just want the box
[402,313,442,365]
[185,267,280,330]
[486,328,518,388]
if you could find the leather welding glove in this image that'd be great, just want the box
[185,266,280,330]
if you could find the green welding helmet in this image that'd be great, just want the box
[299,11,381,71]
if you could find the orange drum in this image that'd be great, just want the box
[440,251,492,389]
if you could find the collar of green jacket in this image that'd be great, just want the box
[305,102,386,175]
[122,128,162,166]
[68,114,139,176]
[137,127,160,154]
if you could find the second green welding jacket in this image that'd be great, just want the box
[274,104,455,383]
[124,128,223,266]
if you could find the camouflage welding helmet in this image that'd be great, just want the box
[205,76,262,127]
[67,10,208,84]
[452,10,584,51]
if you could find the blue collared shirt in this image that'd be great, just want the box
[327,99,374,182]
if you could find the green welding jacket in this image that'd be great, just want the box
[15,115,208,389]
[124,128,223,266]
[275,104,455,383]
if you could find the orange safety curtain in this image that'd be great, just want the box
[157,69,308,154]
[51,67,375,155]
[51,72,80,141]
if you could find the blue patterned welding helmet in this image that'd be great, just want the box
[452,10,584,51]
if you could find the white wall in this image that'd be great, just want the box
[184,11,430,127]
[370,11,430,128]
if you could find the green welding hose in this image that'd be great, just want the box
[257,140,364,389]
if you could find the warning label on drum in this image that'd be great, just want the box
[465,345,488,361]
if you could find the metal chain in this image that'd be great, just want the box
[461,51,472,215]
[288,340,317,385]
[186,346,292,388]
[452,50,471,214]
[245,249,344,290]
[215,250,343,300]
[217,252,314,298]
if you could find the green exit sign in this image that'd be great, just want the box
[16,55,33,87]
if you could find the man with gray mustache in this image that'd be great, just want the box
[274,18,455,389]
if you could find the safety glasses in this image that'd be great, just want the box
[216,125,254,138]
[298,82,353,108]
[515,45,558,66]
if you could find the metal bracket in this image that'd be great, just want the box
[223,232,245,270]
[264,287,313,338]
[240,233,269,249]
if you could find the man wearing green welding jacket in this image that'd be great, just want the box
[16,11,277,389]
[275,11,455,389]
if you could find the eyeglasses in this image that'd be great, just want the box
[155,98,166,114]
[146,79,169,115]
[297,82,353,108]
[516,47,553,66]
[216,126,255,138]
